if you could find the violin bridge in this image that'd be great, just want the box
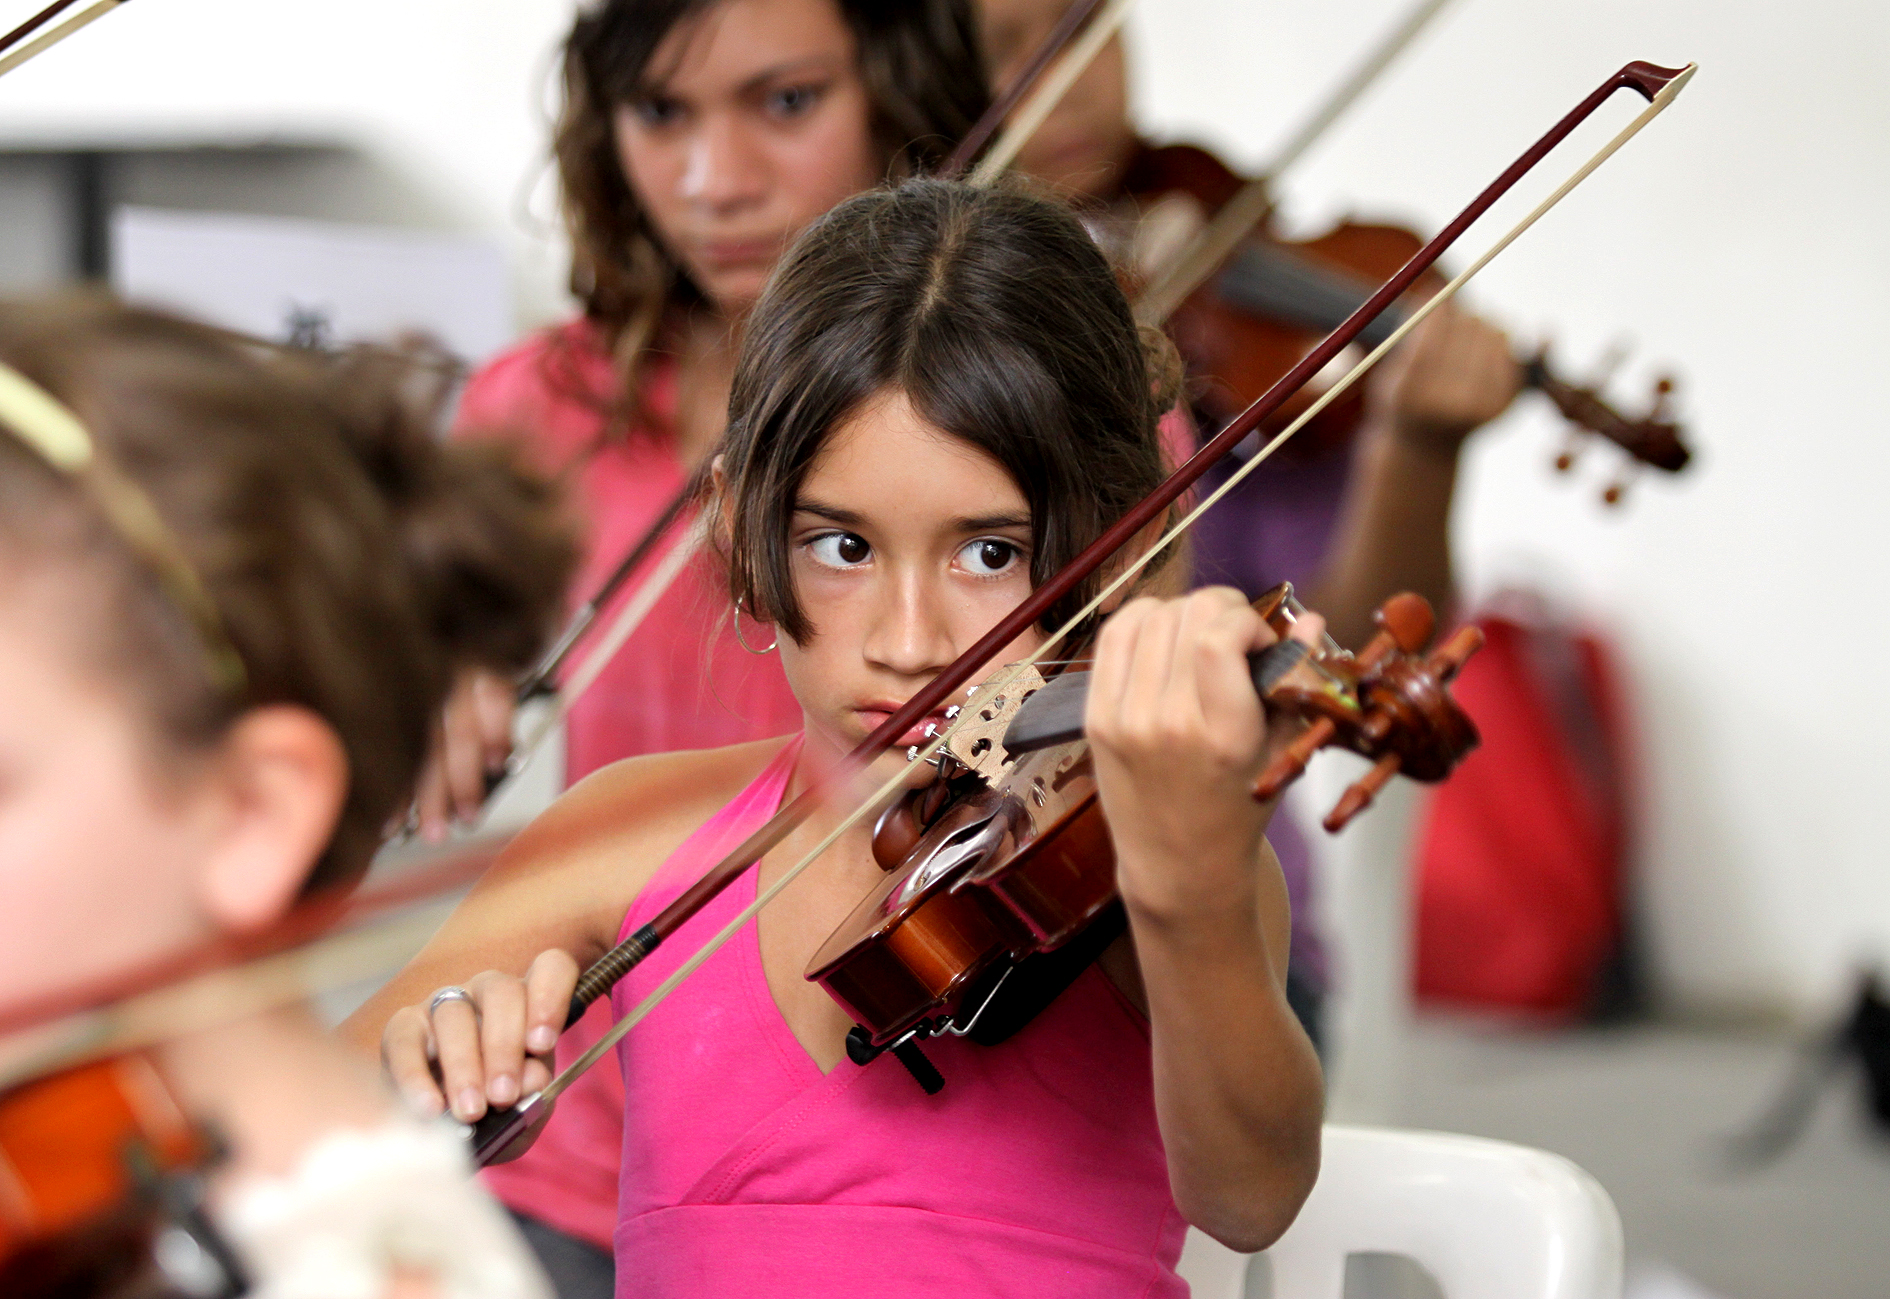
[943,664,1050,781]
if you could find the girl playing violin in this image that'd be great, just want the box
[0,295,573,1298]
[423,4,987,1287]
[350,178,1324,1297]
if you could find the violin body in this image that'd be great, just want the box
[0,1055,238,1298]
[807,724,1114,1047]
[807,584,1481,1054]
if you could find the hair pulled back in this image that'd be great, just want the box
[0,295,576,891]
[555,0,989,404]
[721,177,1181,643]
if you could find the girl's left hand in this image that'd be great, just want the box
[1084,587,1325,926]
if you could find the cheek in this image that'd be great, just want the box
[615,128,681,234]
[0,735,206,1006]
[773,92,881,220]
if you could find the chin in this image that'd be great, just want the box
[695,270,768,315]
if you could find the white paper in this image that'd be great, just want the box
[112,206,511,365]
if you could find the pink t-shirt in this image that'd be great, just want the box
[461,321,803,1248]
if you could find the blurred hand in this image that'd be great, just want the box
[1367,301,1522,458]
[413,668,515,841]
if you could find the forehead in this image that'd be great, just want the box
[644,0,857,93]
[801,388,1027,519]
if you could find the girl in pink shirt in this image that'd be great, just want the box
[354,178,1323,1297]
[416,1,989,1291]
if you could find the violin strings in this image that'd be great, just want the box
[1137,0,1456,325]
[533,65,1698,1102]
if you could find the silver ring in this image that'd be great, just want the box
[428,986,474,1016]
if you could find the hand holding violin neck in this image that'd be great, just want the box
[1004,584,1482,832]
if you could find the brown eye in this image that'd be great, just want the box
[959,538,1021,577]
[809,532,871,568]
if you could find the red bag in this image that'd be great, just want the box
[1413,603,1632,1017]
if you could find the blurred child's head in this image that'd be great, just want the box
[716,178,1178,756]
[0,297,573,1004]
[557,0,988,379]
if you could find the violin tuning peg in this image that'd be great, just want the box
[1649,374,1676,420]
[1323,753,1403,833]
[1554,432,1585,474]
[1425,624,1485,682]
[1374,592,1435,654]
[1253,718,1336,803]
[1601,460,1641,507]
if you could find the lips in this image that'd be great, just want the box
[854,705,952,750]
[693,237,781,269]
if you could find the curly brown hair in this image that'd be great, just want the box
[555,0,989,415]
[0,295,576,891]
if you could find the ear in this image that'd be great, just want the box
[709,453,735,552]
[196,706,349,933]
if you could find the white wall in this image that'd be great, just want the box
[1131,0,1890,1020]
[0,0,1879,1019]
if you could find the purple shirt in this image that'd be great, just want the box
[1190,439,1355,985]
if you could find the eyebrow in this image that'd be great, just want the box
[793,498,1032,533]
[641,54,839,100]
[739,54,841,97]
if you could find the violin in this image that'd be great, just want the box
[804,583,1481,1090]
[1117,145,1689,503]
[0,1054,245,1299]
[466,61,1695,1161]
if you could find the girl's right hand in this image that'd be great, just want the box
[379,949,580,1128]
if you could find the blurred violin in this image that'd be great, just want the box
[805,582,1481,1090]
[0,1054,245,1299]
[1117,144,1690,504]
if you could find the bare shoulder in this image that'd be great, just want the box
[498,736,793,920]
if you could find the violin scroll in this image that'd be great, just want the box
[1252,589,1483,831]
[1528,346,1689,504]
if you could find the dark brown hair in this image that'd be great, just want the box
[556,0,989,406]
[0,295,576,891]
[720,177,1181,643]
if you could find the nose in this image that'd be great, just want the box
[862,564,958,681]
[679,110,769,215]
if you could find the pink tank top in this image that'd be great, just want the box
[610,740,1188,1297]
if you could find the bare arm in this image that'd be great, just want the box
[1086,590,1326,1252]
[340,744,776,1127]
[1306,302,1520,648]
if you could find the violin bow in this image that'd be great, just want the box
[966,0,1137,186]
[1136,0,1456,324]
[469,60,1698,1163]
[0,0,128,79]
[0,835,513,1087]
[465,0,1140,818]
[0,0,83,54]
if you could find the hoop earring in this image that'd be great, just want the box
[733,596,777,655]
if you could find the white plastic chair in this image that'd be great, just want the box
[1176,1125,1623,1299]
